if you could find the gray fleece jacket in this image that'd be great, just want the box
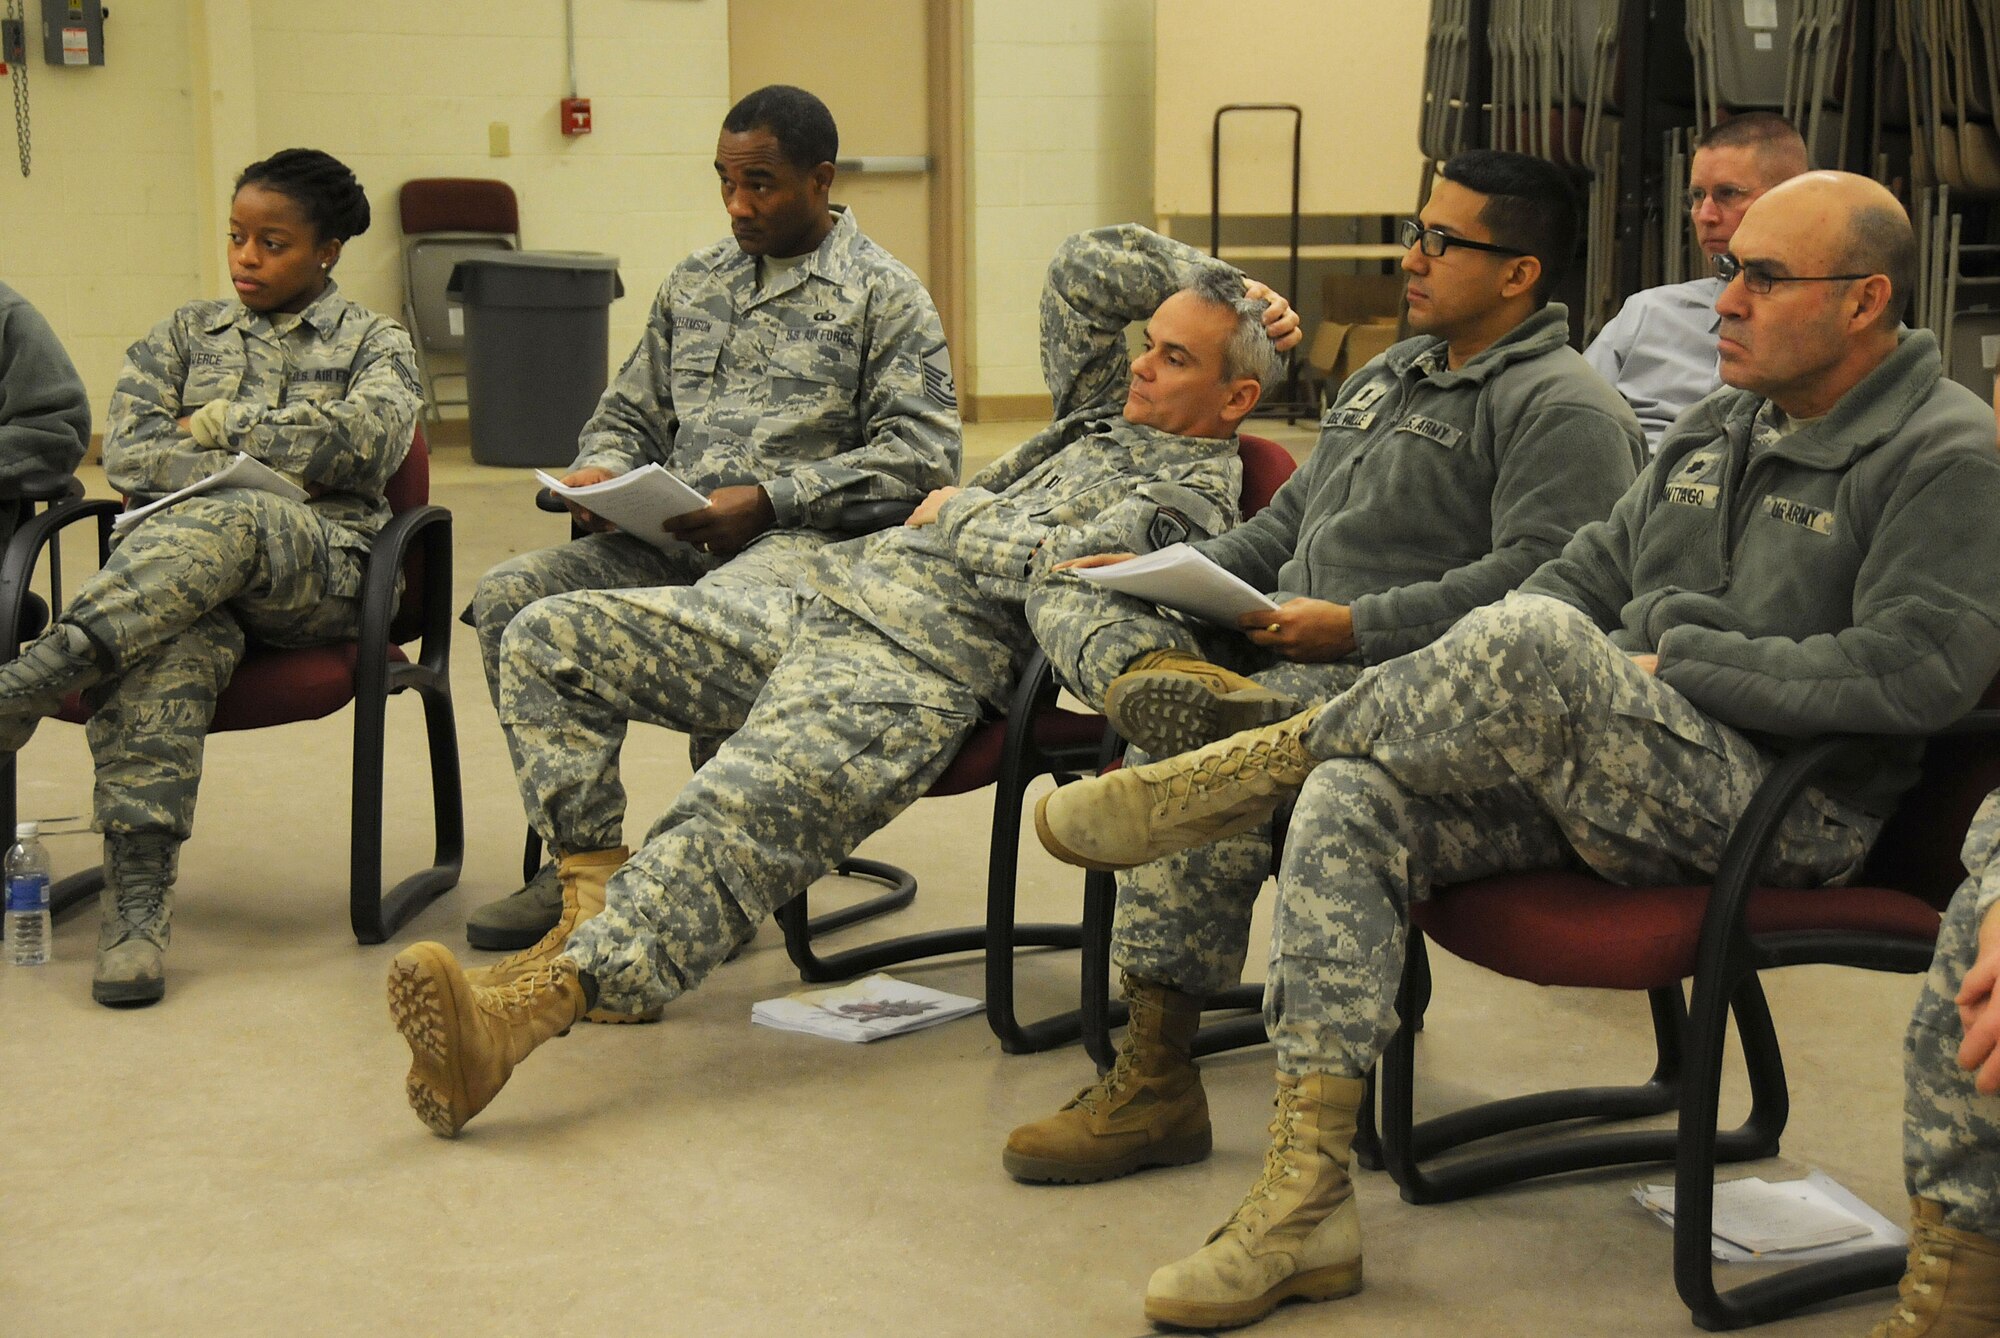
[1196,303,1644,664]
[1523,329,2000,814]
[0,280,89,488]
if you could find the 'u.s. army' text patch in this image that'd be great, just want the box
[1761,495,1834,535]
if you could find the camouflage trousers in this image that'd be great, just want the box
[65,491,362,838]
[1903,789,2000,1237]
[470,529,712,707]
[1265,593,1878,1077]
[496,531,834,848]
[554,603,981,1015]
[1114,659,1363,995]
[1026,575,1216,707]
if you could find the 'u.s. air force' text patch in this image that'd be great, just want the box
[922,344,957,409]
[1761,495,1834,535]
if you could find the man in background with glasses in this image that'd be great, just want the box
[1035,171,2000,1335]
[1586,112,1807,452]
[1004,148,1643,1330]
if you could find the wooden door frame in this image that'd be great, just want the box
[927,0,969,394]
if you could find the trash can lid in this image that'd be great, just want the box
[452,250,621,273]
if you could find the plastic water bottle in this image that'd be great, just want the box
[6,820,52,966]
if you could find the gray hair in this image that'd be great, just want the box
[1842,202,1918,329]
[1180,266,1282,389]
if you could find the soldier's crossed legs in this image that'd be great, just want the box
[1262,593,1877,1077]
[65,490,362,838]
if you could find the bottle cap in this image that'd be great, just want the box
[14,821,35,839]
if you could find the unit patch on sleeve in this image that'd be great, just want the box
[1147,506,1191,551]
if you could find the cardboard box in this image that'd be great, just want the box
[1307,273,1405,401]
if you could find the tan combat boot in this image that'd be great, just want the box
[1003,974,1210,1183]
[1870,1197,2000,1337]
[1144,1071,1366,1330]
[386,941,586,1137]
[463,845,654,1023]
[92,833,178,1008]
[1104,651,1300,759]
[1035,705,1324,871]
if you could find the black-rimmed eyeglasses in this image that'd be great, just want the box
[1399,219,1528,260]
[1715,252,1875,295]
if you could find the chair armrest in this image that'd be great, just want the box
[0,496,120,651]
[830,500,916,536]
[0,470,84,505]
[354,505,454,703]
[533,487,567,514]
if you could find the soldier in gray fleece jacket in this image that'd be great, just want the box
[1028,172,2000,1334]
[0,280,88,541]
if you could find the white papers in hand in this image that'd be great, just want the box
[114,453,310,531]
[535,464,709,549]
[751,973,983,1043]
[1073,543,1279,627]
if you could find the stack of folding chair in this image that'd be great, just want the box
[1481,0,1624,336]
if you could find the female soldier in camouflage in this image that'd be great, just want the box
[0,148,421,1007]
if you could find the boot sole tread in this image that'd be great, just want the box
[387,945,471,1138]
[1108,677,1295,760]
[1003,1130,1211,1184]
[1145,1261,1362,1329]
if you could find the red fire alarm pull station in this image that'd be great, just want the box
[561,97,591,137]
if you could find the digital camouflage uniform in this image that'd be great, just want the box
[468,205,959,714]
[1904,788,2000,1238]
[73,283,420,839]
[1026,303,1644,998]
[1263,330,2000,1079]
[0,279,89,544]
[500,224,1248,1016]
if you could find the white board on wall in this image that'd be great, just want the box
[1154,0,1429,218]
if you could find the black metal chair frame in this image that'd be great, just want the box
[773,647,1117,1053]
[1372,714,2000,1332]
[1,485,464,945]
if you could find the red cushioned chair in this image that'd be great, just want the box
[774,433,1301,1054]
[1373,683,2000,1330]
[0,427,463,944]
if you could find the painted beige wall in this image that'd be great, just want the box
[0,3,205,421]
[0,0,1158,420]
[968,0,1154,405]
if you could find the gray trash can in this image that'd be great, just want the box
[448,251,624,467]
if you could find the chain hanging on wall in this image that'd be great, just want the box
[6,0,27,177]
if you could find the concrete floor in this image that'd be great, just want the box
[0,418,1917,1336]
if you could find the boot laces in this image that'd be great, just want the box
[1160,735,1305,815]
[481,960,571,1013]
[1068,1046,1139,1115]
[1220,1086,1308,1235]
[105,884,165,946]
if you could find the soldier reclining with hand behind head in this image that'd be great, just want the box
[1006,149,1642,1210]
[383,222,1301,1137]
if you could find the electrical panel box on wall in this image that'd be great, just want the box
[41,0,105,66]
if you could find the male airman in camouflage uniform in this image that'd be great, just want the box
[1008,150,1643,1196]
[1034,174,2000,1330]
[1876,790,2000,1336]
[463,84,960,952]
[382,222,1300,1137]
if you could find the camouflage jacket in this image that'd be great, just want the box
[570,205,959,528]
[1199,303,1643,666]
[102,282,420,548]
[0,280,89,494]
[1525,330,2000,814]
[816,225,1244,711]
